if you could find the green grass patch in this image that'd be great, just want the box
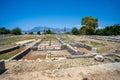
[0,46,25,60]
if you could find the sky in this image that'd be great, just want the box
[0,0,120,30]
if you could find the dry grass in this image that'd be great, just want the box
[5,58,110,74]
[0,35,41,50]
[97,43,120,53]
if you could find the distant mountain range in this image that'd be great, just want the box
[23,26,71,33]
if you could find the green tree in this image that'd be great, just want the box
[25,32,27,34]
[0,27,10,34]
[37,31,41,35]
[11,27,21,35]
[65,32,71,34]
[44,29,54,34]
[79,27,86,35]
[81,16,98,35]
[71,27,79,35]
[95,24,120,35]
[95,29,104,35]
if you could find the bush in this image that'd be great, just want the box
[37,31,41,35]
[11,27,21,35]
[0,27,11,34]
[71,27,79,35]
[29,32,33,34]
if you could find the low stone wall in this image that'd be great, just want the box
[31,38,44,51]
[57,38,65,45]
[66,54,96,59]
[66,44,84,55]
[70,42,92,50]
[7,39,42,61]
[8,47,31,61]
[0,60,6,74]
[0,45,20,54]
[70,42,97,53]
[57,38,83,55]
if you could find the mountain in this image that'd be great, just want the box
[28,26,71,33]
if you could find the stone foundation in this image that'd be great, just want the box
[0,60,6,74]
[0,45,20,54]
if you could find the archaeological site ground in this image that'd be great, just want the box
[0,34,120,80]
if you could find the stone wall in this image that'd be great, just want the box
[70,42,93,50]
[66,44,84,55]
[0,60,6,74]
[70,42,97,53]
[66,53,96,59]
[7,39,42,61]
[57,38,84,55]
[0,45,20,54]
[8,47,31,61]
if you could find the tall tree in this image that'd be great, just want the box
[81,16,98,35]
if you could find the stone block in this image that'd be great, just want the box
[0,60,6,74]
[94,55,104,62]
[92,48,97,53]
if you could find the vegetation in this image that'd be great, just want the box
[0,16,120,36]
[29,31,33,34]
[0,27,10,34]
[0,46,25,60]
[95,24,120,35]
[65,32,71,34]
[11,27,21,35]
[0,27,21,35]
[71,27,79,35]
[80,16,98,35]
[44,29,55,34]
[37,31,41,35]
[0,35,38,50]
[70,16,119,36]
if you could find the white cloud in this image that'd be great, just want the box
[74,24,82,28]
[98,26,103,29]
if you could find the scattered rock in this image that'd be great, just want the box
[94,55,104,62]
[114,58,120,62]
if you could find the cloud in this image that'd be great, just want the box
[74,24,82,28]
[98,26,103,29]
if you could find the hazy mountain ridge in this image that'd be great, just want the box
[26,26,71,33]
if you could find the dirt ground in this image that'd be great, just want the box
[15,39,36,45]
[0,35,120,80]
[77,48,92,54]
[22,50,71,60]
[0,61,120,80]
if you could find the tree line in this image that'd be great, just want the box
[0,27,55,35]
[0,27,21,35]
[70,16,120,36]
[1,16,120,35]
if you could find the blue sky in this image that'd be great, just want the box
[0,0,120,30]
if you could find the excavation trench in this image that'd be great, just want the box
[22,37,71,60]
[0,46,26,60]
